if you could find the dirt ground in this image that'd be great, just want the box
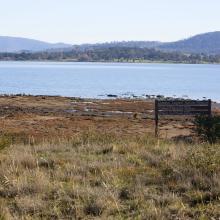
[0,95,219,141]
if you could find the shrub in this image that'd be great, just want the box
[0,137,11,151]
[84,199,103,216]
[194,115,220,143]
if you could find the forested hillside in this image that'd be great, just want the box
[159,32,220,54]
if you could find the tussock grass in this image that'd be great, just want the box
[0,132,219,219]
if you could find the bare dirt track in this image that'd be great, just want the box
[0,95,219,141]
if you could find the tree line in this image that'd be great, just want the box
[0,47,220,63]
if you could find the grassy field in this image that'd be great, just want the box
[0,132,219,219]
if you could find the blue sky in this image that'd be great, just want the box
[1,0,220,44]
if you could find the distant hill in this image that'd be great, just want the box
[159,32,220,54]
[73,41,163,50]
[0,36,72,52]
[1,32,220,55]
[76,32,220,55]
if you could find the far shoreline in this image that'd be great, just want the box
[0,60,220,65]
[0,93,218,103]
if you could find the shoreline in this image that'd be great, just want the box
[0,93,218,103]
[1,60,220,65]
[0,95,219,142]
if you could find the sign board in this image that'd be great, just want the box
[155,99,212,137]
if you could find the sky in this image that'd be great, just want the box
[1,0,220,44]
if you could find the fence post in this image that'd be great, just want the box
[155,100,159,137]
[208,99,212,117]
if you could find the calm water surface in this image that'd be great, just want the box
[0,62,219,101]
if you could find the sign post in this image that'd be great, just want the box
[155,99,159,137]
[154,99,212,137]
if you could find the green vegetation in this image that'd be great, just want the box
[0,132,219,219]
[194,115,220,143]
[1,47,220,63]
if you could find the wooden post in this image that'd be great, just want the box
[155,100,159,137]
[208,99,212,117]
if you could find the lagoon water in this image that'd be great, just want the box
[0,61,219,101]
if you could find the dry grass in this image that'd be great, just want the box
[0,133,219,219]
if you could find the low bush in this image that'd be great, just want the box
[0,136,11,151]
[194,115,220,143]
